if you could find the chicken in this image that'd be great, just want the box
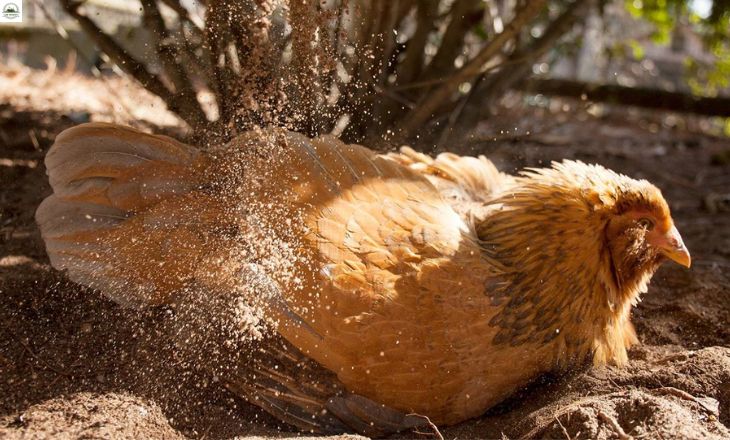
[36,123,691,435]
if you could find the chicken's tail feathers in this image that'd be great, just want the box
[42,122,203,210]
[36,123,207,307]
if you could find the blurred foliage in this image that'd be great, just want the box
[625,0,730,95]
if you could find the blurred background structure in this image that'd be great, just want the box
[3,1,147,71]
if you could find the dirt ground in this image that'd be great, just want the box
[1,67,729,439]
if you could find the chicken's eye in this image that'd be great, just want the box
[637,218,654,230]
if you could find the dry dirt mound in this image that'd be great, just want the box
[3,392,182,440]
[515,347,730,439]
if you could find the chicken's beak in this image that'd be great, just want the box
[656,225,691,268]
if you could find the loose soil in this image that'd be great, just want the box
[1,66,729,439]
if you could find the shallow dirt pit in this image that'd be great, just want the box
[1,68,729,439]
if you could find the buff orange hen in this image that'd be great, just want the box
[36,123,690,435]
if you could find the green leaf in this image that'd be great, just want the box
[628,39,646,59]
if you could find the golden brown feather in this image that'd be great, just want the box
[36,124,690,433]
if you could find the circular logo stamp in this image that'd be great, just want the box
[1,3,20,20]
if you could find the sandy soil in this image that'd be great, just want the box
[0,68,729,439]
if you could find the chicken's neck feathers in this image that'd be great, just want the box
[475,171,650,369]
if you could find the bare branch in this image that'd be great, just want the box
[288,0,326,134]
[396,0,548,141]
[371,5,408,88]
[339,0,387,140]
[203,0,228,120]
[58,0,205,129]
[365,1,414,140]
[342,0,416,141]
[162,0,211,86]
[204,1,289,135]
[355,0,387,84]
[481,1,589,102]
[457,0,590,131]
[175,18,215,92]
[389,48,546,93]
[58,0,169,98]
[397,0,439,84]
[28,0,142,124]
[421,0,484,81]
[141,0,206,127]
[159,0,204,31]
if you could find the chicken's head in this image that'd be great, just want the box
[478,160,691,366]
[604,187,690,292]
